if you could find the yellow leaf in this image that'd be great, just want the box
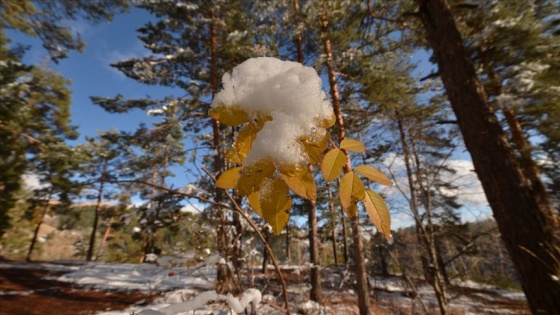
[228,122,259,164]
[346,203,359,217]
[362,189,391,239]
[209,105,250,126]
[236,160,275,195]
[225,146,242,164]
[216,167,242,189]
[303,143,323,165]
[248,191,263,217]
[317,113,336,128]
[280,164,317,201]
[321,149,346,181]
[300,131,329,165]
[354,164,392,186]
[339,172,366,210]
[260,177,291,235]
[340,139,365,152]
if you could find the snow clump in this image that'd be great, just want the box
[211,57,333,166]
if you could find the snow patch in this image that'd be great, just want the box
[210,57,333,166]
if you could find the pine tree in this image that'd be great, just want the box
[75,130,127,261]
[1,0,129,62]
[1,0,127,235]
[0,32,77,235]
[26,139,80,261]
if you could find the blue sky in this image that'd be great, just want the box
[9,7,492,228]
[11,8,179,142]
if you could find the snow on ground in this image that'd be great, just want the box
[53,262,216,292]
[0,260,527,314]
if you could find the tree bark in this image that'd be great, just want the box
[27,188,53,262]
[293,3,322,301]
[415,1,560,313]
[321,12,371,315]
[208,7,235,294]
[483,61,556,225]
[96,216,114,260]
[87,158,108,261]
[326,182,339,264]
[307,199,323,302]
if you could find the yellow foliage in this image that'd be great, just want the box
[260,177,291,235]
[354,164,392,186]
[209,105,250,126]
[216,167,242,189]
[339,172,366,212]
[362,189,391,239]
[321,148,346,181]
[340,138,365,152]
[236,160,276,195]
[248,191,263,217]
[300,131,329,165]
[225,122,260,164]
[280,164,317,201]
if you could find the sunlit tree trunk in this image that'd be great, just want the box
[292,0,323,301]
[415,1,560,313]
[326,182,339,264]
[484,63,556,227]
[86,158,108,261]
[96,216,114,260]
[208,7,236,295]
[321,12,371,315]
[27,187,53,262]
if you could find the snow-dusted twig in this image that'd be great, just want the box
[138,288,262,315]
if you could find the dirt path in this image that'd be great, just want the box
[0,265,155,315]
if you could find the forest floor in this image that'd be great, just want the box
[0,257,529,315]
[0,260,156,315]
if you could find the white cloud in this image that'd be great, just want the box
[378,153,490,227]
[440,159,489,207]
[180,203,202,214]
[22,173,49,190]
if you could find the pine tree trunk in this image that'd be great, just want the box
[484,61,556,226]
[96,216,114,260]
[327,182,339,264]
[286,222,291,261]
[307,199,323,302]
[340,207,350,264]
[87,158,107,261]
[415,1,560,313]
[208,7,235,294]
[321,12,371,315]
[261,230,269,274]
[293,5,322,301]
[26,188,53,262]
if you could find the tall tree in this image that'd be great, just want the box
[414,0,560,313]
[26,139,79,261]
[1,0,129,62]
[76,131,126,261]
[0,34,77,235]
[1,0,127,235]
